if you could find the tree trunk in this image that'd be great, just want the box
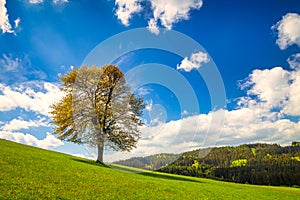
[96,144,104,164]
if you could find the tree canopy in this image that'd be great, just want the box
[50,65,145,163]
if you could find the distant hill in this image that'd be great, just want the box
[114,153,179,170]
[114,143,300,186]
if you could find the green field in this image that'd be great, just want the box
[1,139,300,199]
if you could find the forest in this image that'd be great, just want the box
[114,142,300,186]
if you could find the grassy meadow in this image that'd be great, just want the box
[0,139,300,199]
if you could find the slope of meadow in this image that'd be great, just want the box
[0,139,299,199]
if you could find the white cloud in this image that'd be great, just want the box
[0,131,63,149]
[287,53,300,69]
[1,118,48,131]
[115,0,142,26]
[0,0,14,34]
[145,99,153,112]
[114,0,203,33]
[107,104,300,162]
[181,110,189,115]
[0,54,19,71]
[220,110,300,145]
[29,0,44,3]
[282,69,300,116]
[272,13,300,50]
[240,65,300,116]
[53,0,68,4]
[149,0,203,30]
[147,18,160,35]
[14,17,20,28]
[29,0,69,4]
[177,51,210,72]
[105,110,222,162]
[0,54,47,83]
[0,82,63,116]
[106,107,300,162]
[136,86,152,96]
[241,67,290,109]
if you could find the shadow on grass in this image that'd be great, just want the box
[110,164,144,173]
[139,172,202,183]
[111,165,202,184]
[70,158,111,168]
[71,160,202,184]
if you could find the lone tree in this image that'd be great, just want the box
[50,65,144,163]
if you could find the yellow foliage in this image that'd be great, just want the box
[230,159,247,167]
[50,65,145,155]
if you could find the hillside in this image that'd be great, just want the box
[114,153,179,170]
[115,143,300,186]
[1,139,300,199]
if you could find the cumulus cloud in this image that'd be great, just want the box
[106,107,300,162]
[0,82,63,116]
[147,18,160,35]
[220,110,300,145]
[282,67,300,116]
[0,131,63,149]
[149,0,203,31]
[240,64,300,116]
[241,67,290,109]
[107,107,299,162]
[287,53,300,69]
[272,13,300,50]
[115,0,142,26]
[114,0,203,34]
[1,118,48,131]
[0,1,20,35]
[177,51,210,72]
[0,0,15,34]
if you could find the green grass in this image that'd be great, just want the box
[1,139,300,199]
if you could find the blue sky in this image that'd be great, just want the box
[0,0,300,161]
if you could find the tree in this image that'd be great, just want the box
[50,65,145,163]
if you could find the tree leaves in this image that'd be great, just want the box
[50,65,145,161]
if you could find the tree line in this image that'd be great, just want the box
[115,142,300,186]
[114,153,179,170]
[158,143,300,186]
